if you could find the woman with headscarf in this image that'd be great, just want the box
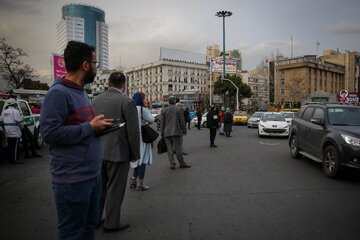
[223,108,233,137]
[129,92,155,190]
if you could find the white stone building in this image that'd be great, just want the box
[125,48,208,102]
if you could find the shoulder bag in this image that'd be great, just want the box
[141,106,159,143]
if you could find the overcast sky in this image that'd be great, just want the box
[0,0,359,85]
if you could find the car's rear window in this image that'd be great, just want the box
[235,112,246,116]
[282,112,294,118]
[252,112,263,117]
[327,107,360,126]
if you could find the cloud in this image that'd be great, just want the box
[0,0,44,14]
[239,40,309,70]
[108,15,207,68]
[327,21,360,35]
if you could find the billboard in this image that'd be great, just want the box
[211,58,237,73]
[52,54,67,82]
[339,90,359,105]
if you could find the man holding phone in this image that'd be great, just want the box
[40,41,113,239]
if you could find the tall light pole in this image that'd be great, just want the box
[216,10,232,108]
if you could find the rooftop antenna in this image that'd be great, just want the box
[291,34,293,58]
[316,40,320,56]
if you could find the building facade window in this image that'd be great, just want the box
[281,89,285,95]
[280,79,285,85]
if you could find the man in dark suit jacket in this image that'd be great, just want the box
[93,72,140,232]
[161,96,191,169]
[207,104,220,147]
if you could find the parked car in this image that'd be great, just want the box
[191,112,208,128]
[0,98,43,150]
[233,111,248,125]
[289,102,360,178]
[247,112,264,128]
[280,112,295,126]
[258,112,289,137]
[150,109,160,118]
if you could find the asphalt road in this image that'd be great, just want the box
[0,125,359,240]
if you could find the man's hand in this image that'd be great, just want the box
[90,115,113,132]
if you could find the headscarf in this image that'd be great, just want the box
[133,92,145,107]
[226,107,231,113]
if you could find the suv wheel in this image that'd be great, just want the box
[323,145,340,178]
[290,134,300,159]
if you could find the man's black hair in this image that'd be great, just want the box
[176,98,180,103]
[108,72,126,88]
[64,41,95,72]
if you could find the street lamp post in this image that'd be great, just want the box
[216,10,232,108]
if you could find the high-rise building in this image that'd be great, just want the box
[56,4,109,69]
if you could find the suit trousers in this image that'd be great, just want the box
[99,160,130,229]
[209,128,217,145]
[164,136,185,166]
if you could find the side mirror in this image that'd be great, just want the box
[310,118,324,126]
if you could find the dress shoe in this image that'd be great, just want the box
[32,153,42,158]
[103,223,130,232]
[210,144,218,148]
[170,165,176,170]
[182,152,188,155]
[180,163,191,168]
[96,219,104,229]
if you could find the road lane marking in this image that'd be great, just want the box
[258,141,280,146]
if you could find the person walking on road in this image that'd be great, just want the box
[207,104,220,147]
[219,106,225,135]
[93,72,140,232]
[1,99,24,164]
[184,107,191,129]
[161,96,191,169]
[129,92,154,191]
[224,108,233,137]
[196,108,202,130]
[40,41,113,240]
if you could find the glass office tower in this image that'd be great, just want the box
[57,4,109,70]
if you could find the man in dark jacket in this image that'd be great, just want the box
[161,96,191,169]
[196,108,202,130]
[40,41,113,239]
[206,104,220,147]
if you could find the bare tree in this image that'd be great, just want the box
[0,38,38,89]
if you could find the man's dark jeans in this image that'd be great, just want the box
[52,175,101,240]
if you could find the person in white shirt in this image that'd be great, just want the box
[2,99,24,164]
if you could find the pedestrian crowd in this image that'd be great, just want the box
[1,40,236,239]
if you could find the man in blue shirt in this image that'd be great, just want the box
[40,41,113,240]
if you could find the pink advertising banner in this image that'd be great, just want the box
[52,54,67,82]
